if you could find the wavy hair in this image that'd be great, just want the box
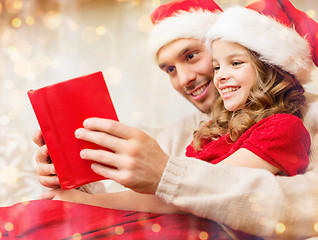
[192,49,307,150]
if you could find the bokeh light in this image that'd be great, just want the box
[5,0,23,14]
[151,223,161,233]
[115,226,125,235]
[25,16,35,26]
[4,222,14,231]
[275,223,286,234]
[1,165,19,185]
[11,17,22,28]
[43,11,62,30]
[72,233,82,240]
[199,231,209,240]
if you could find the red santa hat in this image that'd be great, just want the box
[246,0,318,69]
[206,5,316,84]
[148,0,222,59]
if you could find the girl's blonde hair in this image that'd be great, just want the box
[192,48,307,150]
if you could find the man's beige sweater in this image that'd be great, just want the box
[155,93,318,239]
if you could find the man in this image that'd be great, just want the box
[34,0,318,238]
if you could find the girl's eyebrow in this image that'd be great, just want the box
[212,52,248,62]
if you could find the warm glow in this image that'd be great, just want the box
[1,166,19,185]
[25,16,35,26]
[199,231,209,240]
[21,196,30,205]
[307,9,316,18]
[82,26,99,44]
[151,223,161,233]
[138,14,153,33]
[275,223,286,234]
[115,226,125,235]
[43,11,62,30]
[96,26,107,35]
[11,17,22,28]
[151,0,161,8]
[314,222,318,232]
[104,67,122,86]
[72,233,82,240]
[4,222,14,232]
[5,0,22,13]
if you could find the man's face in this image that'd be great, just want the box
[157,38,218,114]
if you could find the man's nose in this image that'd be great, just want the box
[177,65,196,87]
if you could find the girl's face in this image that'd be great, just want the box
[212,40,257,111]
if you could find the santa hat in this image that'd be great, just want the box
[246,0,318,69]
[206,6,314,84]
[148,0,222,58]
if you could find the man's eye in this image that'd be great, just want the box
[167,66,175,73]
[187,52,198,60]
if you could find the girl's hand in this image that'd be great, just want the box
[41,188,88,204]
[33,130,60,188]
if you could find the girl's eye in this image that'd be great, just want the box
[232,61,243,66]
[213,66,220,71]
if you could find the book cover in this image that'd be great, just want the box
[28,71,118,189]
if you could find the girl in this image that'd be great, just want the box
[186,6,311,176]
[186,6,312,176]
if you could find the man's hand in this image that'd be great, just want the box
[75,118,169,194]
[33,130,60,188]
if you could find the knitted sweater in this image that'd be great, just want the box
[155,93,318,239]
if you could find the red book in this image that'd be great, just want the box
[28,71,118,189]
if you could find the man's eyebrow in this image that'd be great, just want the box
[178,47,191,58]
[159,44,197,69]
[159,63,166,69]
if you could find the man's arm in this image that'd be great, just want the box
[156,156,318,239]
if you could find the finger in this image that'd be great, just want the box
[33,130,45,147]
[75,128,126,152]
[36,145,53,165]
[80,149,122,168]
[91,163,135,189]
[35,161,56,176]
[91,163,121,181]
[41,189,60,199]
[83,118,138,140]
[38,175,60,189]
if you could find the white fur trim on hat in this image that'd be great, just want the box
[148,10,220,59]
[206,6,313,84]
[306,99,318,127]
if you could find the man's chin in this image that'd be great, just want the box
[190,101,212,114]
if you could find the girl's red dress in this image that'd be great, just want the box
[186,114,310,176]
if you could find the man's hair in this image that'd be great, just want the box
[192,47,307,150]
